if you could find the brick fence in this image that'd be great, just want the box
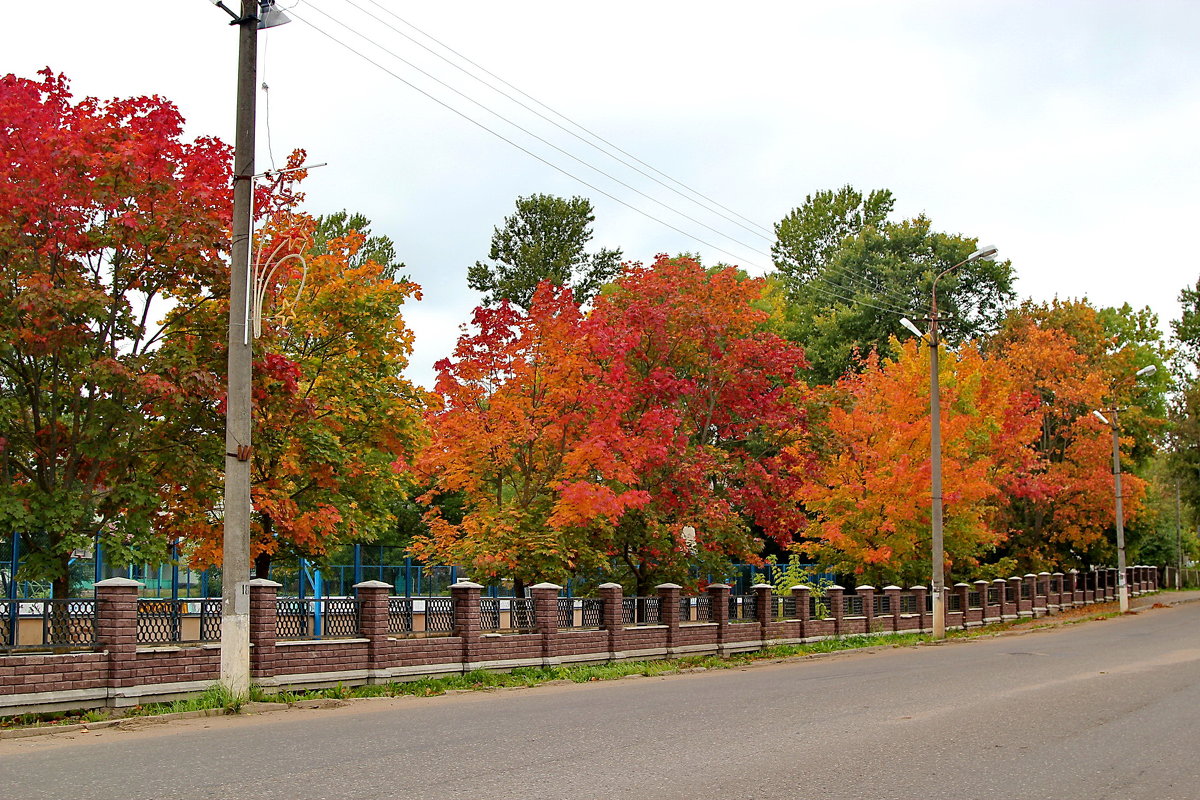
[0,567,1160,715]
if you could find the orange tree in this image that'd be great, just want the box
[793,339,1041,586]
[987,300,1164,569]
[155,209,426,576]
[0,71,230,594]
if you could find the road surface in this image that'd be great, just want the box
[2,597,1198,799]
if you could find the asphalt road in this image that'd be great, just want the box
[3,598,1199,800]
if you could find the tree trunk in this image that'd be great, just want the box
[254,550,272,580]
[512,577,527,598]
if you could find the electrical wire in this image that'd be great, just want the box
[347,0,773,244]
[301,1,770,260]
[289,8,916,318]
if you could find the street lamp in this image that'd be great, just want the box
[1094,363,1156,613]
[901,243,997,640]
[210,0,290,696]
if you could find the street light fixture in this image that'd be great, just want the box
[1095,364,1157,613]
[901,244,998,640]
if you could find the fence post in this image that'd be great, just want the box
[1050,572,1064,611]
[1037,571,1051,611]
[656,583,681,655]
[354,580,391,679]
[883,586,902,632]
[827,585,844,636]
[993,579,1010,620]
[974,580,991,624]
[1066,570,1079,606]
[450,581,482,671]
[792,585,811,639]
[598,582,624,661]
[530,582,561,666]
[911,586,928,633]
[857,585,875,633]
[94,577,142,694]
[707,583,731,654]
[955,583,971,630]
[752,583,773,645]
[248,578,281,680]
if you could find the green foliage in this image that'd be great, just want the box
[467,194,622,309]
[771,185,1016,383]
[310,210,407,281]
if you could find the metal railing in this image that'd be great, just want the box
[843,595,864,617]
[967,591,982,609]
[276,597,359,640]
[899,595,918,614]
[480,598,537,632]
[873,595,891,616]
[729,595,757,623]
[679,595,712,623]
[0,599,96,651]
[557,597,603,629]
[386,596,457,635]
[622,596,661,625]
[135,599,222,644]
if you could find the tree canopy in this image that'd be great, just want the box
[467,194,622,309]
[771,186,1016,383]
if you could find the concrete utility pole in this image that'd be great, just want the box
[904,244,997,641]
[1106,408,1130,614]
[219,0,261,696]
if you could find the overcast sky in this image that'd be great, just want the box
[6,1,1199,385]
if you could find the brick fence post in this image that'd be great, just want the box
[827,585,844,636]
[994,579,1011,619]
[94,577,142,691]
[598,583,624,660]
[792,585,811,639]
[1099,569,1110,602]
[911,586,928,632]
[974,580,991,623]
[752,583,773,643]
[354,580,391,677]
[248,578,281,680]
[451,581,482,671]
[656,583,681,655]
[857,586,875,633]
[1051,572,1064,610]
[1006,577,1022,617]
[1067,570,1080,606]
[707,583,731,653]
[1037,571,1051,610]
[530,582,561,666]
[955,583,971,629]
[883,586,902,632]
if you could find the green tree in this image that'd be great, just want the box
[467,194,622,309]
[771,186,1016,383]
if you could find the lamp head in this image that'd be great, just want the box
[1092,410,1110,426]
[900,318,926,340]
[258,0,291,29]
[1135,364,1157,378]
[967,244,999,262]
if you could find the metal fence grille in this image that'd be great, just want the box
[899,595,918,614]
[622,596,661,625]
[480,598,501,630]
[137,599,182,644]
[198,599,221,641]
[424,597,455,633]
[1021,581,1032,599]
[388,598,414,634]
[1,600,15,647]
[948,593,962,612]
[510,598,536,631]
[967,591,982,609]
[276,597,359,640]
[779,596,797,619]
[729,595,757,623]
[987,587,1000,605]
[873,595,891,616]
[809,595,826,619]
[680,595,712,622]
[558,598,603,629]
[1,599,96,650]
[843,595,864,617]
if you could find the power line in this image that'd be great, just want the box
[302,1,770,260]
[289,8,914,319]
[289,9,769,270]
[361,0,775,241]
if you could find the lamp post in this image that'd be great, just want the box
[210,0,290,696]
[901,244,997,640]
[1093,364,1156,614]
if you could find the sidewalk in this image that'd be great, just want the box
[1131,588,1200,610]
